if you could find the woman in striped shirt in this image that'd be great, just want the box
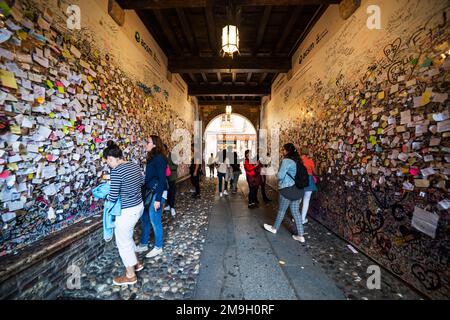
[103,140,145,286]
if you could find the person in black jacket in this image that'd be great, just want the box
[135,135,168,258]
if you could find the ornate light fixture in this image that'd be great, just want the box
[221,24,239,57]
[226,104,232,115]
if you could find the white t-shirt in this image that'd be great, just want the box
[216,157,230,174]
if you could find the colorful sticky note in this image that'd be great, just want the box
[0,2,12,16]
[49,112,55,119]
[0,170,11,179]
[422,57,432,67]
[36,96,45,104]
[377,128,383,135]
[0,69,18,89]
[10,125,21,134]
[46,80,54,88]
[63,126,69,135]
[361,99,367,106]
[377,91,385,100]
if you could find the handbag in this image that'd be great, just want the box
[279,185,303,200]
[142,185,155,210]
[279,169,304,200]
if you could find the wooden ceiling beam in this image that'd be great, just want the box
[201,72,209,83]
[205,5,217,54]
[153,9,183,55]
[176,8,198,55]
[253,6,271,56]
[197,99,261,106]
[168,56,291,73]
[258,72,268,84]
[275,6,303,54]
[119,0,340,10]
[246,72,252,84]
[189,84,270,96]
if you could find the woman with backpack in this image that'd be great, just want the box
[263,143,306,243]
[135,135,168,258]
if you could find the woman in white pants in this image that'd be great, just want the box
[300,148,317,224]
[103,140,145,286]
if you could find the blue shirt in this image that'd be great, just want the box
[277,158,297,189]
[145,154,168,202]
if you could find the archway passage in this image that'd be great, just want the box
[204,113,257,165]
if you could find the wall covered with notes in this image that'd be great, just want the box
[262,0,449,299]
[0,0,195,256]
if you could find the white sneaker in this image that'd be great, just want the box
[189,188,196,193]
[303,218,308,225]
[223,190,228,196]
[263,224,277,234]
[135,244,148,253]
[171,208,176,217]
[292,235,305,243]
[164,205,171,212]
[146,247,163,258]
[220,192,223,197]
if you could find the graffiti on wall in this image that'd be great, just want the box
[267,0,450,299]
[0,0,193,256]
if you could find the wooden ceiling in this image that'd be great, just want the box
[117,0,339,105]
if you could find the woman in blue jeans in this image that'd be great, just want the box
[135,135,168,258]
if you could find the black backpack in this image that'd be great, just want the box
[287,160,309,189]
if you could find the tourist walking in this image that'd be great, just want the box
[207,153,216,178]
[258,153,271,204]
[102,140,145,286]
[135,135,168,258]
[217,149,230,197]
[263,143,307,243]
[231,152,242,193]
[300,148,317,224]
[164,144,178,217]
[244,149,262,208]
[190,144,201,198]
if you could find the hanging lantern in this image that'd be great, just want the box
[221,25,239,57]
[226,105,232,115]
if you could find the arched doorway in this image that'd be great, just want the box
[204,113,257,163]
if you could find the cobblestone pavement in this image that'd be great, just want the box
[262,186,423,300]
[60,178,214,300]
[59,177,423,300]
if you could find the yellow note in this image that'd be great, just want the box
[0,70,18,89]
[46,80,54,88]
[28,173,34,180]
[62,50,72,59]
[49,112,55,119]
[16,30,28,40]
[10,125,21,134]
[377,128,383,135]
[88,76,93,82]
[377,91,385,100]
[7,163,19,171]
[423,90,432,105]
[36,96,45,104]
[58,86,65,94]
[63,126,69,135]
[70,119,75,127]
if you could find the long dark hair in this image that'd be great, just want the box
[147,135,168,163]
[245,149,250,159]
[103,140,122,159]
[283,143,301,163]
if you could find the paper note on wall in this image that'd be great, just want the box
[411,206,439,238]
[0,69,18,89]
